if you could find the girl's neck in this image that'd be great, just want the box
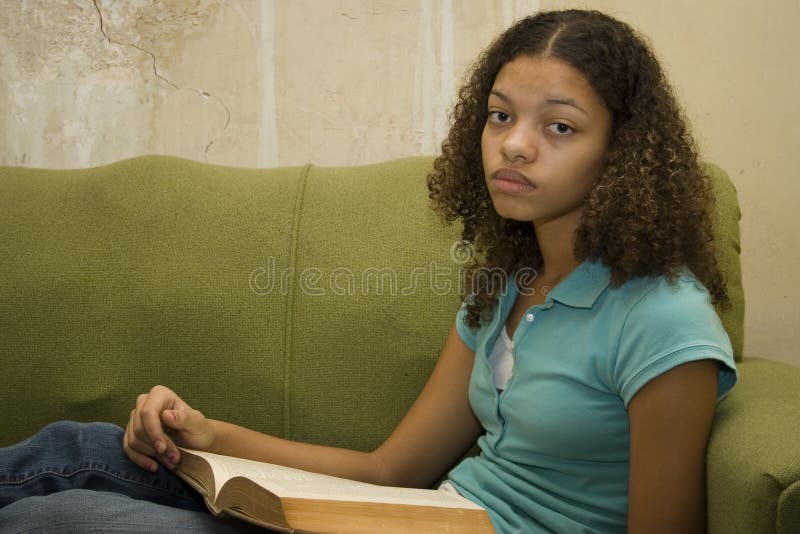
[533,212,582,285]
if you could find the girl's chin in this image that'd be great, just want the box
[489,198,535,222]
[492,206,535,223]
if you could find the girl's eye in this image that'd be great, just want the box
[547,122,573,135]
[488,111,512,124]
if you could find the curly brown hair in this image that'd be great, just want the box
[427,9,728,328]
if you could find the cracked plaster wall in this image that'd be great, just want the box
[1,0,799,367]
[2,0,255,168]
[0,0,539,168]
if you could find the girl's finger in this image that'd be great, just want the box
[123,419,159,472]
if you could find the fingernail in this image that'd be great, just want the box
[155,440,166,454]
[147,462,158,473]
[167,452,179,464]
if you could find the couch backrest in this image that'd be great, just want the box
[0,156,463,448]
[0,156,743,448]
[705,162,745,364]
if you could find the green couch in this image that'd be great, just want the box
[1,156,798,532]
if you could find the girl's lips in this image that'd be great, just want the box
[491,169,536,193]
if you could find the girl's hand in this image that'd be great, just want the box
[123,385,215,472]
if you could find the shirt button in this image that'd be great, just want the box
[525,313,535,322]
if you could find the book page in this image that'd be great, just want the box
[177,450,232,502]
[181,449,482,510]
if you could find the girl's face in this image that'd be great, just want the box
[481,55,611,228]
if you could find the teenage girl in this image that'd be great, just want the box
[0,9,736,533]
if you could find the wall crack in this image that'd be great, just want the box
[91,0,231,162]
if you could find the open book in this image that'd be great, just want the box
[175,448,495,533]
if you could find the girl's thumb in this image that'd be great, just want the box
[162,409,191,430]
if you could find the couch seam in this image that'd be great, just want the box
[283,163,313,440]
[764,472,784,533]
[777,478,800,533]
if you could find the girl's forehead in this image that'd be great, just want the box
[496,56,587,85]
[491,56,601,104]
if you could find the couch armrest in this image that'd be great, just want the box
[707,358,800,533]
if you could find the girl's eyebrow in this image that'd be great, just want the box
[489,89,512,104]
[489,89,588,116]
[545,98,588,115]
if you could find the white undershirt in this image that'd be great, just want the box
[488,326,515,391]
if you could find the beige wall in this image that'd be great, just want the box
[1,0,798,366]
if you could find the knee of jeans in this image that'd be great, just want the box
[38,421,125,447]
[0,489,137,527]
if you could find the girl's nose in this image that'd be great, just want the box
[502,125,538,163]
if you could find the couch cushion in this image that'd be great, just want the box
[1,156,303,445]
[708,358,800,533]
[285,157,463,449]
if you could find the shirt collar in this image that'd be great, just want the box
[549,259,611,308]
[510,259,611,310]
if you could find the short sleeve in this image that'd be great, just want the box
[455,300,478,352]
[615,275,738,408]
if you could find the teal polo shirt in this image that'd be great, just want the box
[448,260,737,533]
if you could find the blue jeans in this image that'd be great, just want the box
[0,421,259,533]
